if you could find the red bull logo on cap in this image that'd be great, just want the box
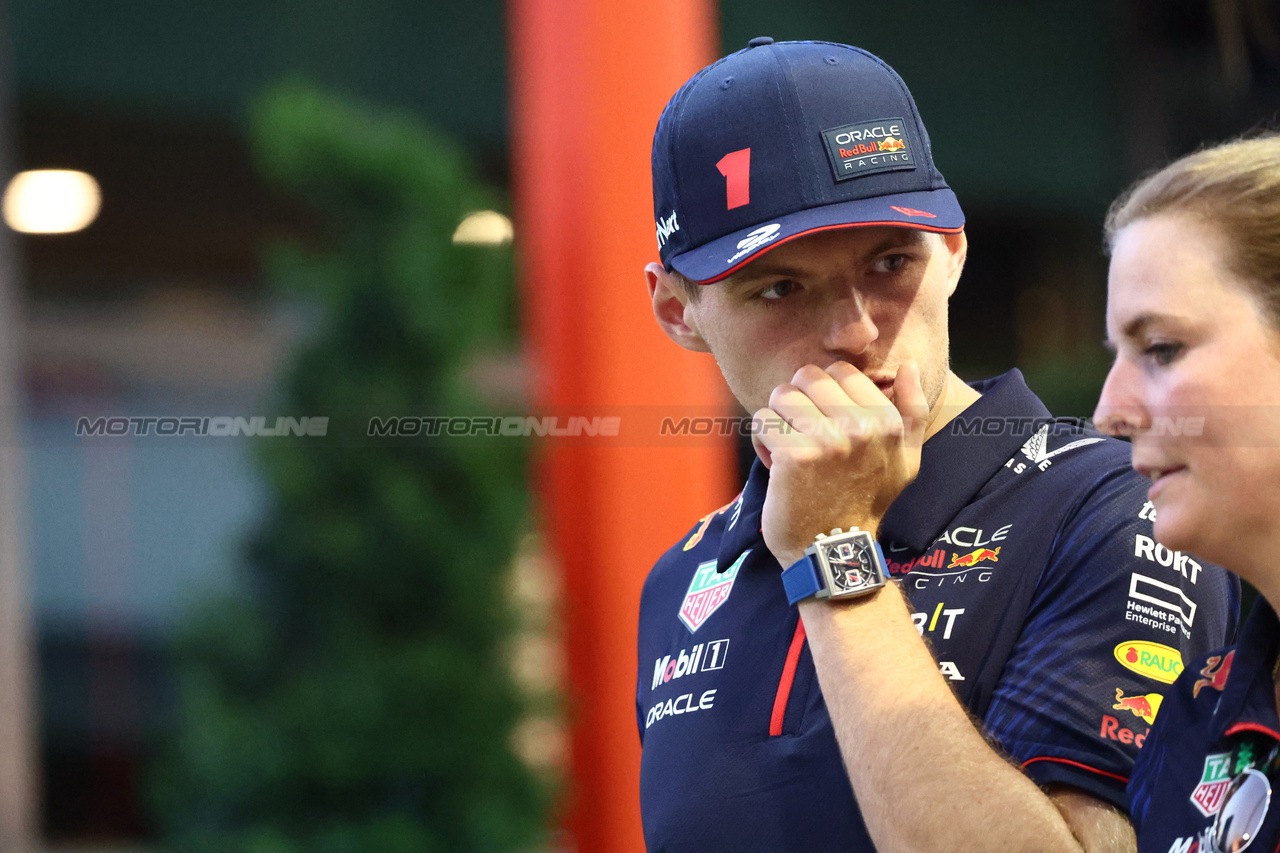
[878,137,906,152]
[1112,688,1163,725]
[948,547,1000,569]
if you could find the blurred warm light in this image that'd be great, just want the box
[3,169,101,234]
[452,210,513,246]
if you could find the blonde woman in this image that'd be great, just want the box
[1095,134,1280,852]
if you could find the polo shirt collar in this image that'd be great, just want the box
[1213,598,1280,743]
[881,368,1049,552]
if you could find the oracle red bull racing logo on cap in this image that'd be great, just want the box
[822,117,915,182]
[678,551,748,633]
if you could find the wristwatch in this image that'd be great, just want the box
[781,528,889,605]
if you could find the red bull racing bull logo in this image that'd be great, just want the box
[1112,688,1163,725]
[948,547,1000,569]
[1193,651,1233,698]
[678,551,748,633]
[878,137,906,152]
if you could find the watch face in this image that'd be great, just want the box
[824,539,872,593]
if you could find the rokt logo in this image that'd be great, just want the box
[911,602,964,640]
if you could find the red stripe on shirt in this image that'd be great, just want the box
[1021,756,1129,784]
[1225,721,1280,741]
[769,617,807,736]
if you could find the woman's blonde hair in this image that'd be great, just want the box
[1105,134,1280,323]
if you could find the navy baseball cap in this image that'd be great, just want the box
[652,38,964,284]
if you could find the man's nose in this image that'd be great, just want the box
[1093,359,1148,436]
[823,290,878,355]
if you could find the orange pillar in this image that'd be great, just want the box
[508,2,727,851]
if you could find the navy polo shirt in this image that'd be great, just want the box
[1129,600,1280,853]
[637,370,1239,852]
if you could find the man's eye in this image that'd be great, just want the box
[874,254,908,273]
[1143,341,1183,366]
[760,280,797,300]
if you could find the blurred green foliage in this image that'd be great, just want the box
[147,80,546,852]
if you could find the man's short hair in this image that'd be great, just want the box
[670,268,701,303]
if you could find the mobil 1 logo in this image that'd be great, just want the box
[651,639,730,691]
[822,117,915,181]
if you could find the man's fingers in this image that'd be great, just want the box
[824,361,890,409]
[769,381,861,442]
[750,422,774,469]
[751,407,821,465]
[894,360,929,446]
[788,364,864,423]
[768,383,825,429]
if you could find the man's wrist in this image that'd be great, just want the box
[773,521,881,569]
[781,529,888,604]
[775,549,806,568]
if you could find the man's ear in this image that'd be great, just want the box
[942,230,968,298]
[646,262,711,353]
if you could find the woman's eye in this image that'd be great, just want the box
[1143,341,1183,365]
[760,280,797,300]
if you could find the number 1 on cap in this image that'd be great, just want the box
[716,148,751,210]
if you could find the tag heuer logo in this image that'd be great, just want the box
[679,552,748,633]
[1190,752,1233,817]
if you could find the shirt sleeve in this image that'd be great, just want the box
[980,465,1240,808]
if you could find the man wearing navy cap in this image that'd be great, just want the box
[637,39,1239,851]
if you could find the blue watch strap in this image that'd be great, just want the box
[781,554,823,605]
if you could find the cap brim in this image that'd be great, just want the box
[669,188,964,284]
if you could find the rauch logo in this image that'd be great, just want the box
[1113,640,1184,684]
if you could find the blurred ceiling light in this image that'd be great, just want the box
[3,169,102,234]
[452,210,513,246]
